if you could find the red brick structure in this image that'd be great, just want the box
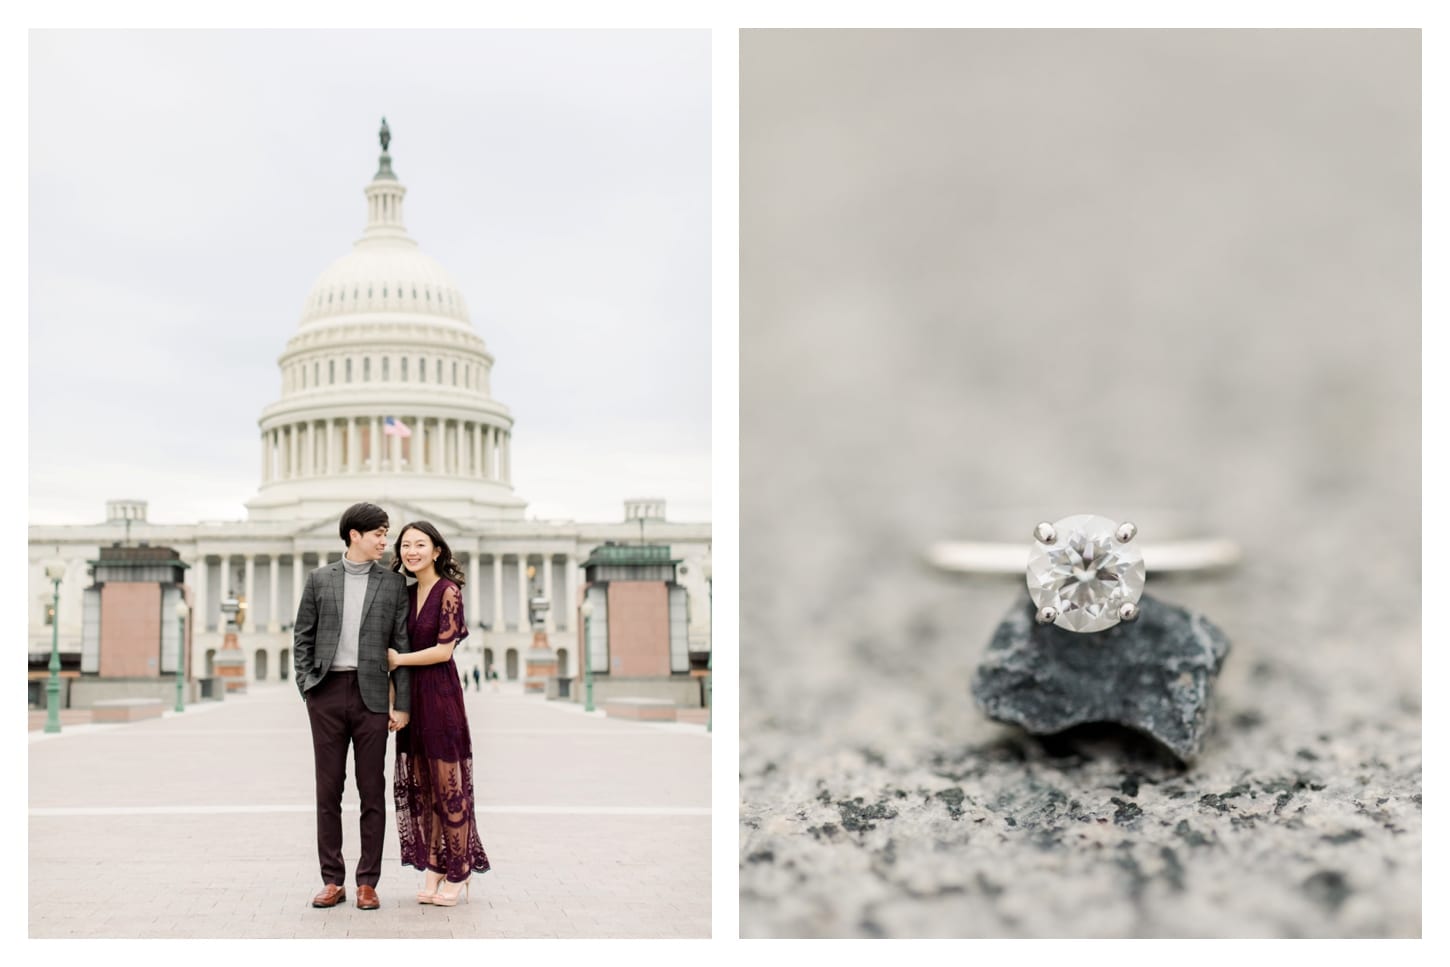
[605,582,670,677]
[98,583,165,677]
[69,544,194,709]
[577,543,703,709]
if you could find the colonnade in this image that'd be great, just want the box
[188,548,575,635]
[260,416,510,483]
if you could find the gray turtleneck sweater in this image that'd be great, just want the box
[333,557,373,671]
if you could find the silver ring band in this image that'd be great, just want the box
[924,538,1241,576]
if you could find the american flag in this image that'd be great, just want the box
[383,417,412,438]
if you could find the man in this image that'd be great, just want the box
[472,666,481,691]
[293,502,412,910]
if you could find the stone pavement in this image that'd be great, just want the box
[29,681,710,938]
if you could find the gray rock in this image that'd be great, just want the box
[972,593,1231,762]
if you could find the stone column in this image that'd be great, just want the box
[292,551,306,625]
[266,554,280,632]
[482,426,494,480]
[517,555,529,633]
[565,554,578,631]
[192,555,208,632]
[434,419,445,474]
[468,552,481,626]
[501,432,511,483]
[492,555,504,632]
[455,420,465,475]
[261,432,269,483]
[326,419,336,474]
[286,426,295,479]
[346,419,357,472]
[243,554,256,633]
[472,423,482,476]
[390,419,402,472]
[370,417,381,473]
[542,554,554,629]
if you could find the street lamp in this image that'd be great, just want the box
[702,560,712,734]
[174,597,189,713]
[44,561,66,734]
[580,599,595,713]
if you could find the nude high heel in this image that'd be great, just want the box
[432,876,471,907]
[417,871,444,904]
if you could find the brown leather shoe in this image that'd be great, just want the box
[355,884,380,910]
[311,884,346,908]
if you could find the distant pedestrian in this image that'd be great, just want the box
[472,666,481,691]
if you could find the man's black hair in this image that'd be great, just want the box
[338,502,389,546]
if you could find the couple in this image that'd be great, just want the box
[292,502,491,910]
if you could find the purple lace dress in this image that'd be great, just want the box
[394,578,491,882]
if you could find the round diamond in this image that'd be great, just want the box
[1026,514,1146,633]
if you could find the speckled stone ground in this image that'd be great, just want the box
[739,29,1421,938]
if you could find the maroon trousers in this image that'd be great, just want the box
[306,670,390,888]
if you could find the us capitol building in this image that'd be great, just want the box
[28,125,711,687]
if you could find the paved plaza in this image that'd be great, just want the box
[28,682,711,939]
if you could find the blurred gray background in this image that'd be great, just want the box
[740,29,1420,938]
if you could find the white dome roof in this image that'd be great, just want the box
[300,243,472,326]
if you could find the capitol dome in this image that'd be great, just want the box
[300,246,472,329]
[245,122,526,523]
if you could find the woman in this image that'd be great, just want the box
[386,520,491,905]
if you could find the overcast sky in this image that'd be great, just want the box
[28,29,711,527]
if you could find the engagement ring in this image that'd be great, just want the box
[925,514,1240,634]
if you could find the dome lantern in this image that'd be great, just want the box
[362,117,408,243]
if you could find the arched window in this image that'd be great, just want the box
[329,360,335,384]
[452,361,458,385]
[402,357,409,381]
[382,357,389,381]
[345,359,352,383]
[313,362,319,386]
[436,359,443,383]
[420,358,426,383]
[363,358,371,382]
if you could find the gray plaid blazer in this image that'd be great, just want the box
[292,561,412,714]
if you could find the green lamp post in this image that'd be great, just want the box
[703,560,712,733]
[174,597,188,713]
[44,561,66,734]
[580,598,595,713]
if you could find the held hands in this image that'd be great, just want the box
[388,708,410,732]
[387,648,401,670]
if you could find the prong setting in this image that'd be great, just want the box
[1027,514,1147,633]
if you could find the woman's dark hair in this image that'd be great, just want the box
[338,502,389,547]
[390,520,466,586]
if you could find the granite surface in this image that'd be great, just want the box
[739,29,1421,938]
